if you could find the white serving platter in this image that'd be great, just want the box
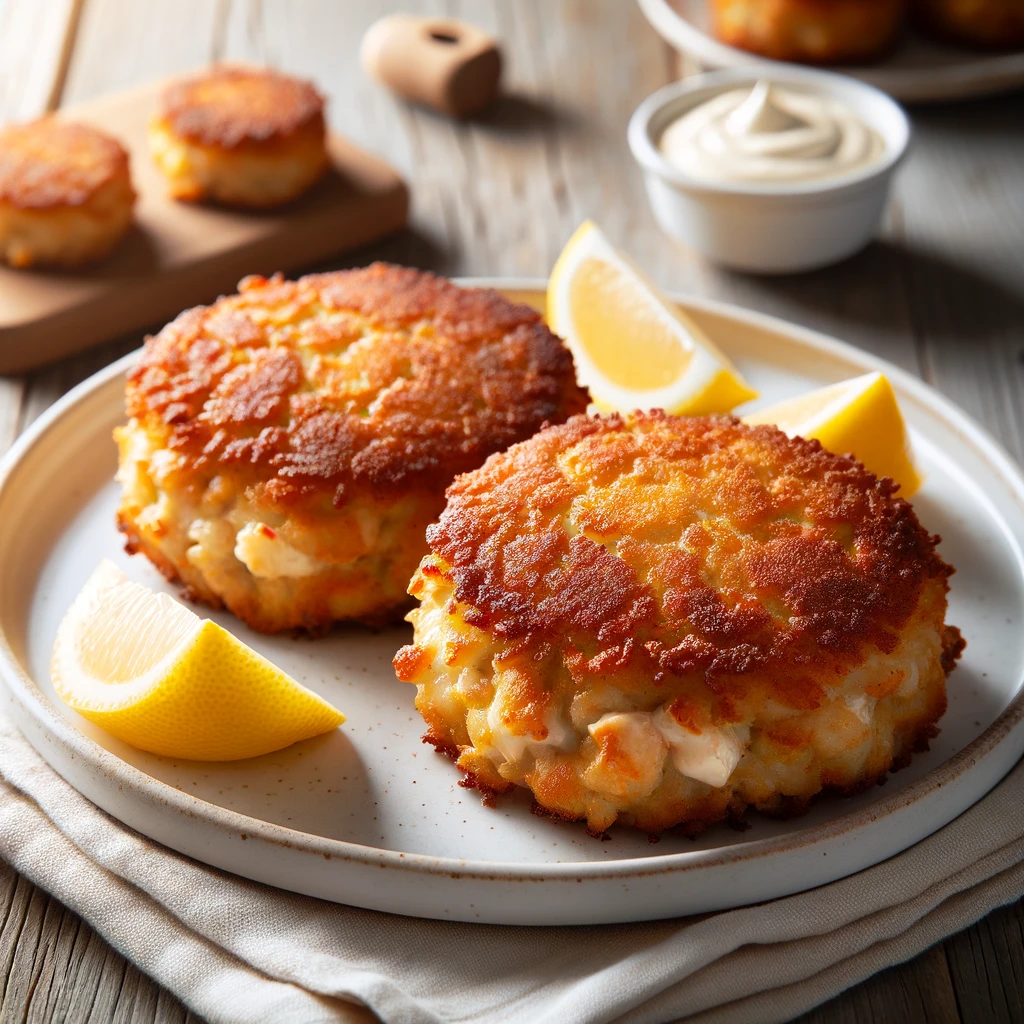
[640,0,1024,103]
[1,283,1023,927]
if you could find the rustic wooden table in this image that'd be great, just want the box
[1,1,1022,1021]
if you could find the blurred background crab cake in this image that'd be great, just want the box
[395,413,964,836]
[912,0,1024,48]
[149,65,329,207]
[115,264,588,633]
[709,0,907,63]
[0,117,135,269]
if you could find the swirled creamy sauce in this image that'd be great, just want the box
[659,81,885,185]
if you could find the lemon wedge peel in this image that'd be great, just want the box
[548,221,758,416]
[743,371,923,498]
[51,561,344,761]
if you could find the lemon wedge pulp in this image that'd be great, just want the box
[743,371,922,497]
[51,561,345,761]
[547,221,757,415]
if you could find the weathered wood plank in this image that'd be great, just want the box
[0,0,83,120]
[796,943,961,1024]
[0,857,195,1024]
[944,897,1024,1024]
[17,333,139,433]
[0,377,22,456]
[0,865,34,1011]
[61,0,222,104]
[505,0,687,275]
[894,94,1024,464]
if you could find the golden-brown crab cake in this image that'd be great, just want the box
[149,65,329,208]
[912,0,1024,48]
[710,0,907,63]
[0,117,135,269]
[115,264,589,633]
[395,412,964,836]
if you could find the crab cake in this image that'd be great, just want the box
[115,264,588,633]
[395,412,963,836]
[912,0,1024,48]
[149,65,329,208]
[0,117,135,269]
[709,0,907,63]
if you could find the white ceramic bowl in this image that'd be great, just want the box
[627,67,912,274]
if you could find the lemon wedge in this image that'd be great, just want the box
[547,221,757,415]
[743,371,922,497]
[51,561,345,761]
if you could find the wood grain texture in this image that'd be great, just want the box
[0,0,83,120]
[943,897,1024,1023]
[1,1,1023,1022]
[0,857,203,1024]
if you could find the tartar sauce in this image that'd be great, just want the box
[659,81,885,185]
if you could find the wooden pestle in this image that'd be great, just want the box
[361,14,502,119]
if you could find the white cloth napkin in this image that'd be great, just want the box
[2,710,1022,1024]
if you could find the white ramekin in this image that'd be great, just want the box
[627,67,912,274]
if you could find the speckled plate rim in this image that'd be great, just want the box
[638,0,1024,103]
[1,281,1023,919]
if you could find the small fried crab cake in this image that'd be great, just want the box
[912,0,1024,48]
[115,264,589,633]
[0,117,135,269]
[395,412,964,836]
[149,65,329,208]
[709,0,907,63]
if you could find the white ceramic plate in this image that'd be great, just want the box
[640,0,1024,103]
[1,283,1023,927]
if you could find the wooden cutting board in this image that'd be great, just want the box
[0,76,409,374]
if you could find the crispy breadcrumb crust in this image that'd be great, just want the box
[149,66,329,207]
[396,412,963,834]
[0,117,132,208]
[155,65,325,149]
[117,265,588,632]
[425,413,950,684]
[710,0,907,63]
[126,265,587,498]
[0,118,135,267]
